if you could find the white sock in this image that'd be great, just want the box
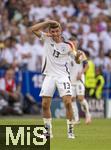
[67,120,74,134]
[72,101,79,122]
[43,118,52,135]
[80,99,90,117]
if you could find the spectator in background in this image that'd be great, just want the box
[19,14,32,35]
[5,0,17,21]
[0,38,15,69]
[99,21,111,55]
[0,41,8,69]
[15,34,32,70]
[86,21,100,58]
[84,51,96,98]
[94,66,105,100]
[27,34,44,72]
[107,50,111,72]
[0,5,11,39]
[0,67,23,115]
[94,48,110,72]
[86,37,99,59]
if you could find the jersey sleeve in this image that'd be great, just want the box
[66,41,77,56]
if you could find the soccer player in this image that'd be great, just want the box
[30,20,77,139]
[69,38,91,124]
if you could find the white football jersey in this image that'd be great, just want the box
[69,51,87,85]
[40,32,74,77]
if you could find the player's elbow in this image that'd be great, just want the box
[29,27,40,37]
[29,26,35,33]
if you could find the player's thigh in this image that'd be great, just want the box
[76,82,85,96]
[72,85,77,98]
[40,76,56,97]
[56,76,72,97]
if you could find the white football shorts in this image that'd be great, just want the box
[40,75,72,97]
[72,80,85,97]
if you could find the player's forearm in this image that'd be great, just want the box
[30,21,50,32]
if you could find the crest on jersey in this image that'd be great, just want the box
[61,46,66,52]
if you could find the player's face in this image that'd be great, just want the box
[49,27,61,41]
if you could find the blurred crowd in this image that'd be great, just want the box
[0,67,40,115]
[0,0,111,115]
[0,0,111,72]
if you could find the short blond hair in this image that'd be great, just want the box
[49,23,61,30]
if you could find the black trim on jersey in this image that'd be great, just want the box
[41,58,47,74]
[63,41,73,49]
[68,76,71,81]
[65,63,70,75]
[80,79,85,87]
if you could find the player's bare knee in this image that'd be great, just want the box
[42,96,51,110]
[63,96,72,110]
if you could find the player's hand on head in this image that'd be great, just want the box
[47,20,60,27]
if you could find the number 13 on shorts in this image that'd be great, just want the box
[57,78,72,97]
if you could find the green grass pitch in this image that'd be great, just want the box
[0,116,111,150]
